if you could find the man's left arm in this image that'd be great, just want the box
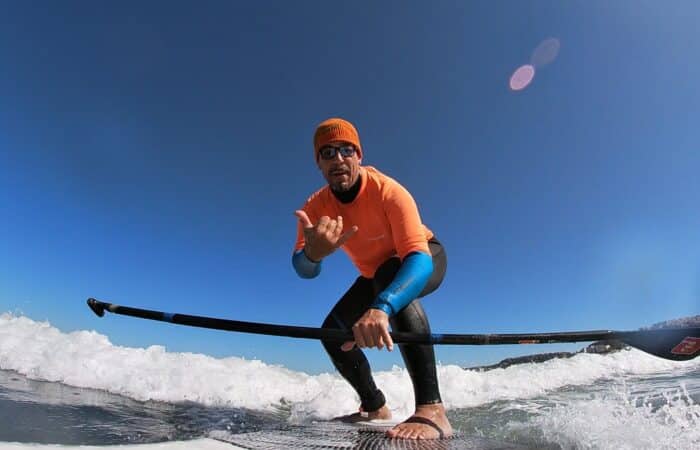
[370,251,433,316]
[342,182,433,352]
[370,183,433,316]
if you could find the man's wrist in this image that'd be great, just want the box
[292,248,322,279]
[370,301,395,317]
[303,247,322,263]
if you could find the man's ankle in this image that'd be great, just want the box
[365,404,392,419]
[415,403,446,414]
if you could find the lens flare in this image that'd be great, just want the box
[509,64,535,91]
[531,38,561,68]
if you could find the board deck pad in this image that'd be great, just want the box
[214,421,528,449]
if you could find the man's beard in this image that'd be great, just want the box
[327,168,354,192]
[328,172,361,203]
[330,180,351,192]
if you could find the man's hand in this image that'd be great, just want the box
[341,308,394,352]
[295,210,358,262]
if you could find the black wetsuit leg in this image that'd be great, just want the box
[372,238,447,406]
[320,238,447,411]
[321,276,387,412]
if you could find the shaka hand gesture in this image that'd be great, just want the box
[294,210,358,262]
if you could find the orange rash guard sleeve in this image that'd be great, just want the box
[383,181,431,260]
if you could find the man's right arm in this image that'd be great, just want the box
[292,207,322,279]
[292,207,357,279]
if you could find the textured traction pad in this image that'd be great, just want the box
[216,422,527,450]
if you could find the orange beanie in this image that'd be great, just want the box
[313,118,362,160]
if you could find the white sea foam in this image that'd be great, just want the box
[0,313,697,425]
[513,382,700,450]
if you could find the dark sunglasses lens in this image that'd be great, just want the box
[319,145,355,160]
[319,147,336,160]
[339,146,355,157]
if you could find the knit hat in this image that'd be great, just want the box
[313,118,362,160]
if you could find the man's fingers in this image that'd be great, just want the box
[364,333,375,349]
[355,324,386,349]
[317,216,330,233]
[376,335,385,350]
[341,341,356,352]
[336,216,344,236]
[373,325,391,351]
[294,210,313,229]
[353,325,367,349]
[325,218,338,236]
[336,225,359,247]
[381,327,394,352]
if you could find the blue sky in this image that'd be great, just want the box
[1,2,698,373]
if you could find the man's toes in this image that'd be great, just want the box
[387,425,405,438]
[387,426,402,438]
[388,420,447,440]
[394,427,410,439]
[401,426,418,439]
[414,429,429,439]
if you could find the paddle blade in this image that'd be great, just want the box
[618,328,700,361]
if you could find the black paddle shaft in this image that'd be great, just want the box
[87,298,699,361]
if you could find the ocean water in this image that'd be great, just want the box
[0,313,698,449]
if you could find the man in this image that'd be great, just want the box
[292,118,452,440]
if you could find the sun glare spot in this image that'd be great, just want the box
[531,38,561,68]
[509,64,535,91]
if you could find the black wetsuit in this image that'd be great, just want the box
[320,176,447,412]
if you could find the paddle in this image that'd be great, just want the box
[87,298,699,362]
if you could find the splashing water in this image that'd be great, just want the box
[1,313,698,449]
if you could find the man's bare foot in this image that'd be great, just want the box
[333,404,392,423]
[385,403,452,440]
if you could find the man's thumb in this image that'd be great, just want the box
[294,210,313,229]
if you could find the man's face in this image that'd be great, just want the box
[316,141,362,193]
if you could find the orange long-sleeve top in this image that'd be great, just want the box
[294,166,433,278]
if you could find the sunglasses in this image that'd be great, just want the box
[318,145,356,161]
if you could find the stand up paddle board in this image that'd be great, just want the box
[212,421,528,449]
